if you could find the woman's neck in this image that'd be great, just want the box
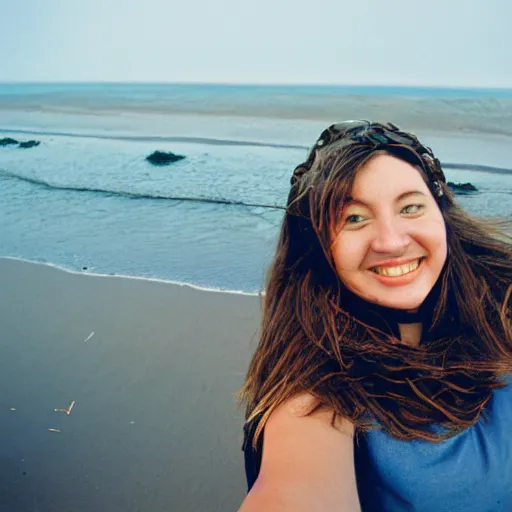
[398,322,423,348]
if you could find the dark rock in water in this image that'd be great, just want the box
[18,140,41,149]
[146,150,185,166]
[0,137,19,146]
[1,137,41,148]
[82,267,88,271]
[447,182,478,194]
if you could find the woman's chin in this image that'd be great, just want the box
[364,294,426,312]
[385,302,423,312]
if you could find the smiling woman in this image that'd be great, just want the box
[331,154,448,312]
[237,121,512,512]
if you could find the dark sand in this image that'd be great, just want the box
[0,258,260,512]
[1,221,510,511]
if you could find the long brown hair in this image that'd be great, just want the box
[238,140,512,447]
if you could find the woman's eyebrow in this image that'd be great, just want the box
[346,190,427,207]
[396,190,428,201]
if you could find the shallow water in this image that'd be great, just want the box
[1,83,511,293]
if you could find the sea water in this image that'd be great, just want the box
[1,83,511,293]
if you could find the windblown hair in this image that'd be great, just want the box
[238,141,512,448]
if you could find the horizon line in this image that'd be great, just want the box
[1,80,512,91]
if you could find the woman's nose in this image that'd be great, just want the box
[370,218,411,254]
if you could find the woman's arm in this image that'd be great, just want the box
[238,393,362,512]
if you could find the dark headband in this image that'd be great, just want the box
[290,120,446,202]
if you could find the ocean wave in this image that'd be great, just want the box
[0,128,307,150]
[441,163,512,174]
[1,127,511,175]
[0,168,286,210]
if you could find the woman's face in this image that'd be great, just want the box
[330,153,447,311]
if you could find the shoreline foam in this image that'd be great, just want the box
[0,256,263,297]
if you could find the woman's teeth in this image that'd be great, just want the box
[371,258,422,277]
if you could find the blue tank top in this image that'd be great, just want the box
[354,378,512,511]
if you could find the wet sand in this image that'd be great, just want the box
[0,258,260,512]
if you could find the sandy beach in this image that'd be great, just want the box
[1,224,511,512]
[0,258,260,512]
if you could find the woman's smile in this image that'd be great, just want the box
[369,257,426,287]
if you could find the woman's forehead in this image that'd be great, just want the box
[350,154,431,199]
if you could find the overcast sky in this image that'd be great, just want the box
[2,0,512,87]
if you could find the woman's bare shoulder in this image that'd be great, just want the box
[239,392,360,512]
[269,391,355,437]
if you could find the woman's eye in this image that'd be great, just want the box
[345,214,366,224]
[402,204,424,215]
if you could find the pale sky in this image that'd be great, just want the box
[2,0,512,87]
